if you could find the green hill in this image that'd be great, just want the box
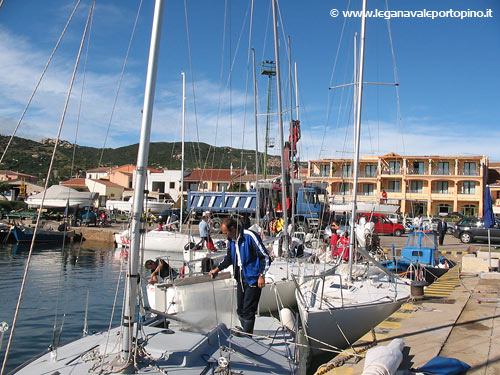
[0,135,282,184]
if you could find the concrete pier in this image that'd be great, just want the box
[314,263,500,374]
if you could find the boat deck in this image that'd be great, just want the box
[315,264,500,374]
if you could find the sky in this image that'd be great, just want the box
[0,0,499,168]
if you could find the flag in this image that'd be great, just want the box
[483,185,495,229]
[64,200,70,218]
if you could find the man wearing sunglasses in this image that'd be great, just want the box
[209,217,270,335]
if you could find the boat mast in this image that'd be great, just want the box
[294,62,299,121]
[121,0,165,362]
[348,0,367,279]
[180,72,186,232]
[271,0,289,252]
[252,49,260,225]
[288,36,296,229]
[261,61,275,179]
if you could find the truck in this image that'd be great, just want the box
[186,182,329,233]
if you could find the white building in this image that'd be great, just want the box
[141,170,188,203]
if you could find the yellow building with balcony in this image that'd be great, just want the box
[307,153,488,217]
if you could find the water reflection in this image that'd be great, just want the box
[0,242,125,373]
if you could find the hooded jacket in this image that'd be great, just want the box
[217,229,270,286]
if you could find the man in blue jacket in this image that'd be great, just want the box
[209,217,270,334]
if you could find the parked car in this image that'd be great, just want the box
[80,208,97,226]
[443,212,466,234]
[358,212,405,236]
[453,217,500,244]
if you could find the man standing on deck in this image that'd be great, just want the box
[209,218,270,335]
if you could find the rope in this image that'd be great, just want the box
[210,279,223,358]
[99,249,127,372]
[317,0,351,160]
[0,2,94,373]
[97,0,144,167]
[384,0,406,156]
[0,0,82,165]
[183,0,203,169]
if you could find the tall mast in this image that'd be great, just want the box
[252,49,260,225]
[261,61,275,179]
[288,36,296,229]
[180,71,186,232]
[294,62,299,120]
[122,0,165,361]
[348,0,367,279]
[271,0,289,252]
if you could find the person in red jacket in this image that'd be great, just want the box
[336,232,351,261]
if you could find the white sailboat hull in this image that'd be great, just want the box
[296,272,410,354]
[115,228,197,253]
[106,199,173,213]
[148,258,335,315]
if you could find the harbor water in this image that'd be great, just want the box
[0,243,134,373]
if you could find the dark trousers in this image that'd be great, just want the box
[236,279,262,334]
[439,233,445,246]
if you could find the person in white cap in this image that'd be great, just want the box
[196,214,210,249]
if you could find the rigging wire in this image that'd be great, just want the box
[99,254,127,372]
[0,0,82,165]
[48,6,98,349]
[318,0,352,160]
[385,0,405,155]
[0,2,95,372]
[97,0,145,168]
[204,0,229,171]
[206,1,252,173]
[237,0,255,189]
[183,0,203,169]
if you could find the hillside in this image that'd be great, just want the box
[0,135,282,183]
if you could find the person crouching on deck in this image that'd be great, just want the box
[209,217,270,335]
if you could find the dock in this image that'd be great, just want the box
[314,264,500,374]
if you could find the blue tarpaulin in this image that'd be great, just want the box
[415,356,470,375]
[484,185,495,229]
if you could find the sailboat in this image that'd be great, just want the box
[4,1,297,374]
[295,0,411,355]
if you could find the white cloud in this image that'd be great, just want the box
[1,24,498,168]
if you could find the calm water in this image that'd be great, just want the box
[0,242,130,373]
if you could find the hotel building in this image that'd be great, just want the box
[308,153,488,217]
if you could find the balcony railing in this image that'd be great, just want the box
[432,190,453,194]
[459,169,479,176]
[432,168,451,175]
[407,168,427,175]
[385,188,401,193]
[333,171,353,178]
[334,190,351,195]
[458,190,476,195]
[358,171,377,178]
[359,191,375,196]
[382,167,402,175]
[408,189,424,194]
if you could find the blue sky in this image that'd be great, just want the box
[0,0,499,166]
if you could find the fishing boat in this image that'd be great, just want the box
[4,1,298,374]
[12,225,75,244]
[382,230,455,284]
[295,0,411,356]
